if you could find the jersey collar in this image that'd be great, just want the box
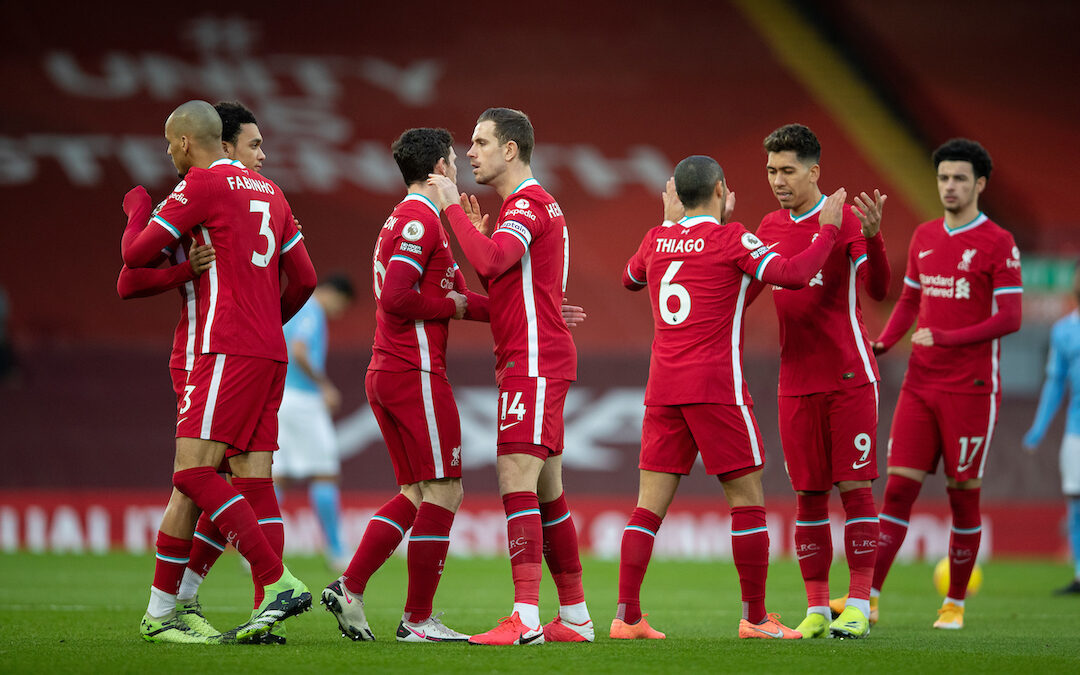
[790,194,825,223]
[512,178,540,194]
[209,158,244,169]
[943,212,988,236]
[403,193,440,218]
[677,215,719,228]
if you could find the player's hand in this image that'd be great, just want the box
[320,381,342,414]
[871,340,887,355]
[853,190,887,238]
[1022,430,1040,453]
[460,193,492,236]
[446,290,467,319]
[911,327,934,346]
[293,215,302,231]
[427,174,459,211]
[188,242,216,275]
[722,189,736,224]
[123,186,152,221]
[818,188,847,229]
[561,298,587,327]
[662,177,685,222]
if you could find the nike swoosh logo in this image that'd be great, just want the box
[509,548,526,560]
[176,417,187,427]
[918,249,934,259]
[749,625,784,638]
[854,549,874,555]
[852,459,872,469]
[407,626,425,639]
[499,420,521,431]
[796,552,817,560]
[519,631,543,644]
[766,242,780,250]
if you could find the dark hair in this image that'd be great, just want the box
[391,128,454,186]
[319,273,355,300]
[214,101,258,146]
[933,138,992,181]
[763,123,821,165]
[674,155,724,210]
[477,107,534,165]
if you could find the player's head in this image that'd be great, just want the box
[391,127,456,187]
[215,101,264,173]
[164,100,222,177]
[315,273,355,319]
[764,123,822,213]
[469,107,534,185]
[933,138,991,214]
[674,155,726,211]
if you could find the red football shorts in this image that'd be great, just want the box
[366,368,462,485]
[495,376,570,460]
[887,384,1000,481]
[779,382,880,491]
[175,353,285,454]
[640,403,765,477]
[170,367,189,411]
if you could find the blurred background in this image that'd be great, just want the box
[1,0,1077,561]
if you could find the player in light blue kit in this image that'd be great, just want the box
[1024,262,1080,595]
[276,274,355,569]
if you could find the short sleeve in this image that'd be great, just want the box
[151,175,209,241]
[495,196,543,249]
[387,217,438,275]
[625,231,653,286]
[991,231,1023,298]
[728,222,779,280]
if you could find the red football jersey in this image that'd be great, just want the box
[140,159,303,362]
[369,194,462,373]
[901,213,1022,393]
[485,179,576,384]
[756,199,880,395]
[625,215,786,406]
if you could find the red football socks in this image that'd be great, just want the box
[794,492,832,607]
[152,531,191,596]
[946,487,982,601]
[616,507,662,625]
[404,502,455,623]
[540,493,585,606]
[187,511,226,579]
[731,506,769,624]
[503,491,542,606]
[235,477,283,608]
[873,474,922,591]
[344,493,417,596]
[841,487,879,601]
[172,467,283,586]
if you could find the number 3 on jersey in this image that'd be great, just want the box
[660,261,691,325]
[250,200,275,267]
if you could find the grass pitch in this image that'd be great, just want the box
[1,552,1077,673]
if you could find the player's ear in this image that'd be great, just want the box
[434,156,447,176]
[809,163,820,183]
[975,175,987,195]
[504,140,518,163]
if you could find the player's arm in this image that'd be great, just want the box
[428,175,527,278]
[381,257,459,320]
[1023,327,1067,450]
[622,233,650,291]
[116,242,215,299]
[851,190,890,301]
[289,338,342,412]
[748,189,845,288]
[279,238,317,324]
[874,233,924,354]
[122,184,205,268]
[453,266,490,322]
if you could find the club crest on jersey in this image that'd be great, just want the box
[515,199,530,209]
[402,220,425,242]
[741,232,764,250]
[958,248,977,271]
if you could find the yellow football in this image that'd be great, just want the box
[933,556,983,596]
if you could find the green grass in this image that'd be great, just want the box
[1,552,1077,673]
